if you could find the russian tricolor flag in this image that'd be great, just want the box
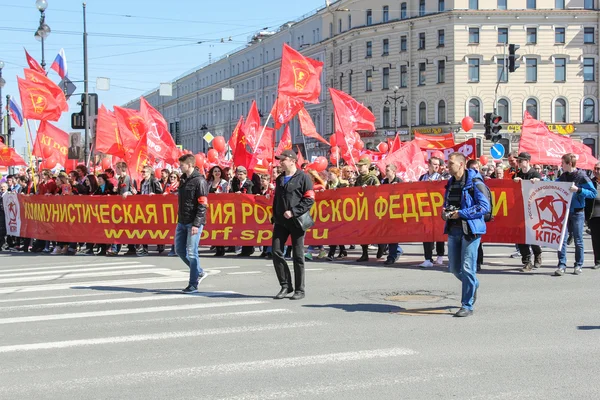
[9,98,23,127]
[50,48,68,79]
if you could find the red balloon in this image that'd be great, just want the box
[64,159,78,171]
[42,146,54,159]
[461,116,474,132]
[354,140,364,151]
[479,155,489,165]
[101,158,112,170]
[213,136,226,153]
[154,168,162,178]
[313,156,328,172]
[207,149,218,163]
[329,134,337,147]
[195,154,205,168]
[377,142,389,153]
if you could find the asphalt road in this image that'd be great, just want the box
[1,240,599,399]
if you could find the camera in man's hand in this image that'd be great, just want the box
[443,205,459,220]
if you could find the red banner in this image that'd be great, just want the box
[423,138,477,161]
[4,180,523,246]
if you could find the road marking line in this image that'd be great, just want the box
[351,266,378,269]
[227,271,262,275]
[0,292,112,304]
[208,266,240,270]
[0,261,141,272]
[0,299,268,325]
[305,268,324,271]
[0,321,323,352]
[0,268,175,284]
[0,264,159,278]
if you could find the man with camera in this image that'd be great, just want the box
[442,152,491,317]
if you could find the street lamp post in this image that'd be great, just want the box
[384,85,404,137]
[34,0,51,70]
[0,60,5,141]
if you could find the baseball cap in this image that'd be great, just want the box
[517,152,531,161]
[356,157,372,166]
[275,149,298,161]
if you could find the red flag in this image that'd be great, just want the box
[422,138,477,161]
[296,145,305,167]
[0,143,27,167]
[139,97,179,164]
[571,140,598,170]
[376,141,427,182]
[329,88,376,133]
[388,135,403,153]
[278,44,323,104]
[113,106,148,159]
[297,106,329,146]
[17,77,63,121]
[96,105,126,158]
[414,131,455,149]
[24,48,45,74]
[23,69,68,112]
[32,121,69,166]
[518,111,575,167]
[229,116,244,154]
[126,130,148,186]
[243,101,261,150]
[275,125,292,156]
[232,126,253,170]
[271,93,303,129]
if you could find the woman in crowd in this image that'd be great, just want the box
[208,166,229,257]
[326,167,349,260]
[92,174,114,256]
[51,172,74,255]
[79,174,99,255]
[257,173,274,259]
[164,171,181,194]
[135,166,163,256]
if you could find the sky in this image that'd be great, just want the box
[0,0,326,153]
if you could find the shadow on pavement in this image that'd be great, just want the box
[577,326,600,330]
[70,285,274,299]
[303,303,404,313]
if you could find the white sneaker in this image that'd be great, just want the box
[510,251,521,258]
[418,260,434,268]
[435,256,444,265]
[368,245,378,250]
[51,248,61,255]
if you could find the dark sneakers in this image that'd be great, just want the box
[454,308,473,317]
[274,287,294,299]
[290,291,305,300]
[521,263,534,272]
[182,285,198,294]
[533,255,542,269]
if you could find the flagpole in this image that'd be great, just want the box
[252,112,272,154]
[24,119,37,192]
[333,108,358,172]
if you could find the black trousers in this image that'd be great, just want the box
[589,217,600,265]
[477,243,483,267]
[328,244,346,256]
[517,243,542,265]
[423,242,445,261]
[272,223,306,293]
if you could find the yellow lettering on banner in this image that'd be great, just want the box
[330,199,342,222]
[210,203,222,224]
[200,230,209,240]
[492,191,508,218]
[74,204,83,222]
[342,198,356,221]
[402,194,419,223]
[51,204,60,222]
[146,204,158,224]
[223,203,235,224]
[222,226,233,240]
[388,194,403,219]
[112,204,123,224]
[59,204,68,222]
[88,205,99,223]
[318,201,330,222]
[241,203,253,224]
[162,204,175,224]
[254,204,269,225]
[312,229,329,240]
[147,229,169,240]
[416,193,432,217]
[67,204,76,223]
[135,205,146,224]
[123,204,133,224]
[43,203,51,221]
[256,230,272,244]
[25,204,32,220]
[240,230,254,240]
[97,204,109,224]
[430,192,444,216]
[357,196,368,220]
[374,196,389,220]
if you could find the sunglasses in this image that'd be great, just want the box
[170,176,177,179]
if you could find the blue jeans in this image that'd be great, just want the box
[447,227,480,310]
[175,223,203,286]
[386,243,404,262]
[558,211,585,269]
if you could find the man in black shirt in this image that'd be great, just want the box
[514,152,542,272]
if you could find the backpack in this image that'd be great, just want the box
[468,177,493,222]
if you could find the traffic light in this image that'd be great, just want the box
[0,135,5,145]
[508,44,520,73]
[484,113,503,143]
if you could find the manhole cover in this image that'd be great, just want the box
[385,294,444,302]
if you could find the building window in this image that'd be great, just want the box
[498,0,507,10]
[584,27,595,44]
[383,39,389,55]
[469,99,481,123]
[438,30,445,47]
[469,58,480,82]
[469,28,480,44]
[527,0,536,9]
[400,65,408,87]
[400,105,408,126]
[339,49,343,64]
[555,27,565,44]
[419,102,427,125]
[439,0,445,11]
[584,98,596,122]
[497,58,508,82]
[555,57,566,82]
[527,28,537,44]
[348,15,352,29]
[366,70,373,91]
[584,58,595,81]
[383,106,391,127]
[366,41,372,58]
[469,0,479,10]
[419,0,426,16]
[383,6,389,22]
[366,9,372,25]
[339,19,342,34]
[556,0,565,8]
[401,2,407,19]
[400,35,407,51]
[498,99,509,123]
[438,100,446,123]
[340,75,343,91]
[419,62,426,85]
[348,46,352,62]
[498,28,508,44]
[419,33,426,49]
[584,138,596,156]
[437,60,445,83]
[555,98,567,122]
[526,98,538,119]
[349,73,353,95]
[383,67,390,89]
[585,0,594,9]
[526,58,538,82]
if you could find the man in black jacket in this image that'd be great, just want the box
[272,150,315,300]
[176,154,210,293]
